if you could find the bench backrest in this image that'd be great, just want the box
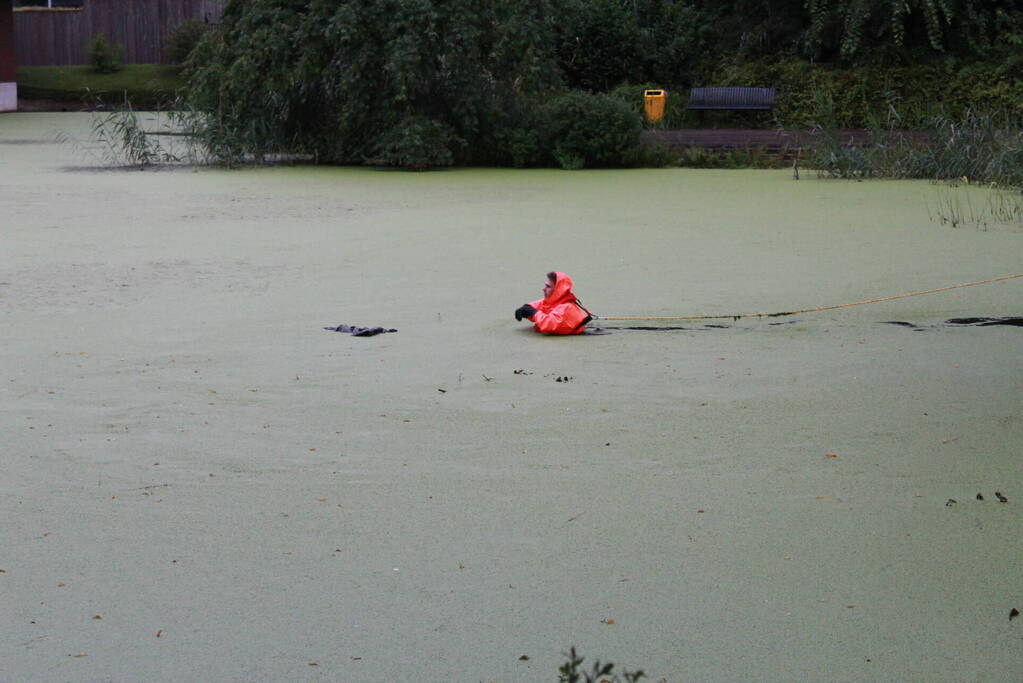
[688,87,775,110]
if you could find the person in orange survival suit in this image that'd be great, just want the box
[514,271,593,335]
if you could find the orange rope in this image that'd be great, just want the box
[597,273,1023,322]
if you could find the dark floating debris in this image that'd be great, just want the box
[996,491,1008,503]
[977,493,985,501]
[946,317,1023,327]
[946,498,957,507]
[886,317,1023,330]
[1011,608,1020,621]
[325,324,397,336]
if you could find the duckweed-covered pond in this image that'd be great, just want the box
[3,113,1022,682]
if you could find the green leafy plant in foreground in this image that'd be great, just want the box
[558,646,645,683]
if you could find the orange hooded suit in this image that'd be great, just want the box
[525,272,591,335]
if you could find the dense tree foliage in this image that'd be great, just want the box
[555,0,705,91]
[181,0,1023,167]
[801,0,1023,62]
[185,0,562,165]
[552,0,1023,86]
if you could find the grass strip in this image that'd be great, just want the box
[15,64,185,108]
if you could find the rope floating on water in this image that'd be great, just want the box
[596,273,1023,322]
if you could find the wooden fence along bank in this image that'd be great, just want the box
[2,0,15,110]
[14,0,225,66]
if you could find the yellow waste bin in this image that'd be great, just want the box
[643,89,666,124]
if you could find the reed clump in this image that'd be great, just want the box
[804,93,1023,229]
[805,93,1023,187]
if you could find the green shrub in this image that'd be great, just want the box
[539,91,644,169]
[373,116,462,170]
[87,34,123,74]
[466,92,546,167]
[490,126,543,168]
[164,19,208,65]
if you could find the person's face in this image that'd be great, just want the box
[543,276,555,298]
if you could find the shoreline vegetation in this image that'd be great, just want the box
[47,94,1023,196]
[13,0,1023,188]
[48,98,1022,232]
[23,70,1023,189]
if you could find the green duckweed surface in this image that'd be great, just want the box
[2,113,1022,682]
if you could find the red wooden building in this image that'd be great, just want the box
[1,0,15,111]
[14,0,224,67]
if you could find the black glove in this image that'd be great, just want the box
[515,304,538,321]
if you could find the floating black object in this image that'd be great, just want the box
[945,317,1023,327]
[325,324,397,336]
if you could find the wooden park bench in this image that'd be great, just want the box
[687,87,775,111]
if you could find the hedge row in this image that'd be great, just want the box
[614,58,1023,130]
